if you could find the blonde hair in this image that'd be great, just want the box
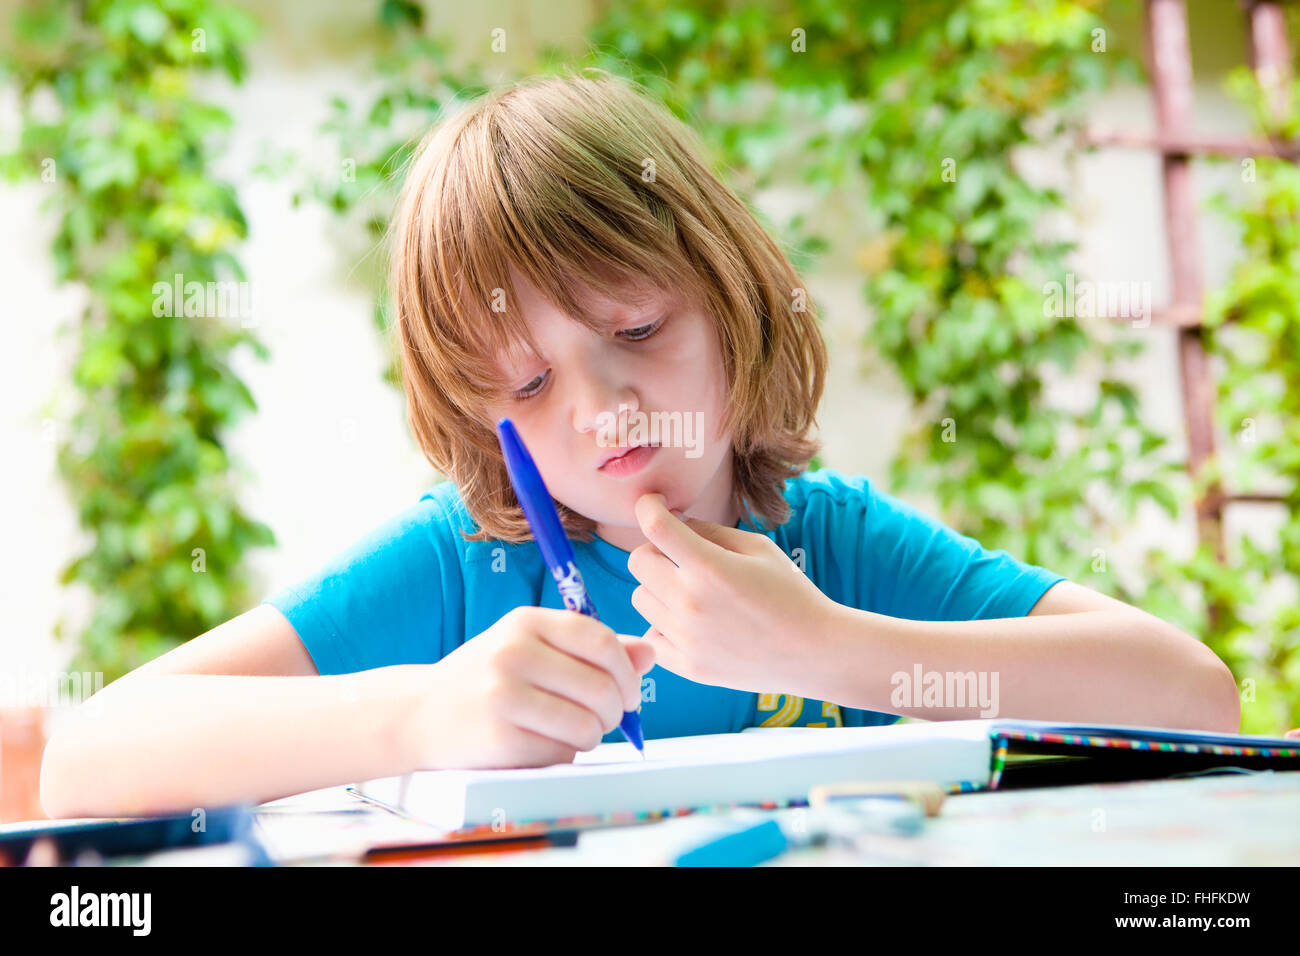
[388,69,826,543]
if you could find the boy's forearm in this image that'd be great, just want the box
[801,603,1240,733]
[40,665,426,818]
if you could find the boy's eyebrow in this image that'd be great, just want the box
[493,288,673,374]
[596,289,671,325]
[495,346,539,378]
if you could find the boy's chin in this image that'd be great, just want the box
[583,493,686,530]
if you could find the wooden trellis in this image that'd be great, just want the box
[1082,0,1292,569]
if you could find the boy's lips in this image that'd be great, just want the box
[598,443,639,468]
[597,443,658,474]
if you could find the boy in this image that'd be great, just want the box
[40,71,1239,818]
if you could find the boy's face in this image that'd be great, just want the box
[487,267,738,552]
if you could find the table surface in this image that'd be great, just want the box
[254,768,1300,866]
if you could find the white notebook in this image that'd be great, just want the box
[353,721,995,830]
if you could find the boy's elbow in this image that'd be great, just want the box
[1209,658,1242,734]
[39,726,113,819]
[39,732,82,819]
[1187,651,1241,735]
[1152,620,1240,734]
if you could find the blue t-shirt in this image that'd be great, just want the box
[264,467,1064,741]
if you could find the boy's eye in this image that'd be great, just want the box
[513,370,549,400]
[510,317,666,401]
[618,316,666,341]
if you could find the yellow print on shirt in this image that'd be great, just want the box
[756,694,844,728]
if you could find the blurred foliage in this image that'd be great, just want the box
[1,0,273,681]
[272,0,491,387]
[1197,67,1300,733]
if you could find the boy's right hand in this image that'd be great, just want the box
[401,606,655,771]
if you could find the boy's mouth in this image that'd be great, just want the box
[598,443,659,476]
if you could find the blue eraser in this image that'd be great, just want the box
[674,819,788,867]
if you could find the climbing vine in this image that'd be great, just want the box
[1198,65,1300,733]
[2,0,272,680]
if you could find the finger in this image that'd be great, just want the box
[640,625,691,676]
[626,540,679,594]
[531,608,643,710]
[616,634,657,676]
[683,517,764,555]
[634,493,723,570]
[506,638,630,728]
[507,681,615,753]
[630,583,679,638]
[507,727,579,768]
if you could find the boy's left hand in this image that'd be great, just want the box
[627,493,840,694]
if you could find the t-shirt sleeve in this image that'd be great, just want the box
[845,477,1065,621]
[261,493,466,675]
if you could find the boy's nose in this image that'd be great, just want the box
[571,375,640,436]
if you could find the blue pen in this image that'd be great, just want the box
[496,418,646,756]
